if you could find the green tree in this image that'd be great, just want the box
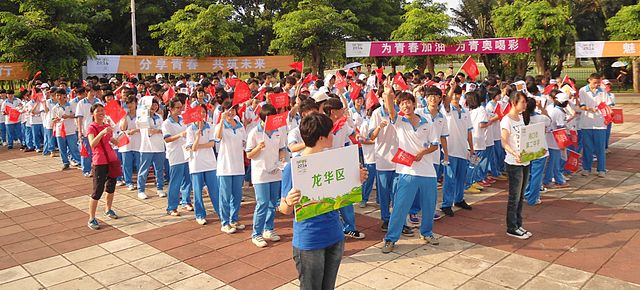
[270,0,358,76]
[390,0,451,74]
[0,0,102,78]
[149,4,244,57]
[492,0,575,77]
[606,3,640,40]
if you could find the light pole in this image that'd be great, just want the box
[131,0,137,56]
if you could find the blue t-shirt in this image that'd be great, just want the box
[281,162,344,251]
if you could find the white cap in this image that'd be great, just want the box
[555,93,569,103]
[549,79,558,85]
[602,79,611,85]
[39,83,50,89]
[155,73,164,80]
[358,74,366,81]
[312,91,330,103]
[109,77,118,84]
[466,83,477,92]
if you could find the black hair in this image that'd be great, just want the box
[55,88,66,95]
[126,96,137,104]
[523,97,536,125]
[396,91,415,105]
[452,86,463,95]
[300,98,319,114]
[589,72,602,79]
[300,112,333,147]
[75,87,86,94]
[90,103,104,114]
[168,97,182,109]
[221,98,234,111]
[259,103,277,122]
[465,92,481,110]
[487,87,501,101]
[322,98,343,115]
[425,87,442,97]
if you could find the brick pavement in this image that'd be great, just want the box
[0,105,639,289]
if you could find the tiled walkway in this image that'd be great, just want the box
[1,106,640,289]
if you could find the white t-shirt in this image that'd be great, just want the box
[423,108,448,164]
[52,102,77,137]
[162,116,188,166]
[529,113,550,158]
[500,115,530,166]
[246,125,286,184]
[392,112,440,177]
[445,104,473,160]
[287,126,303,158]
[470,107,488,151]
[119,114,141,152]
[215,120,247,176]
[578,85,607,130]
[139,114,165,153]
[358,118,376,164]
[485,100,501,141]
[27,101,43,125]
[1,98,21,125]
[75,97,103,134]
[331,120,354,149]
[42,99,57,129]
[369,106,397,171]
[186,123,217,174]
[546,106,566,150]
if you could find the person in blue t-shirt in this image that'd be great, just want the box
[280,112,367,290]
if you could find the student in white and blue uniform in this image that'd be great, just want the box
[162,97,191,216]
[215,99,247,234]
[246,104,286,248]
[369,99,397,231]
[76,85,103,176]
[119,96,141,191]
[381,86,441,254]
[51,89,81,169]
[543,91,570,189]
[137,99,166,199]
[186,105,220,225]
[358,103,379,208]
[578,73,607,177]
[602,80,616,152]
[523,97,551,205]
[1,90,22,149]
[0,89,6,145]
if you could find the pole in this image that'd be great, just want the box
[130,0,137,56]
[633,58,639,93]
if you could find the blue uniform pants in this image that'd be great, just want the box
[137,152,165,193]
[218,175,243,226]
[524,156,547,205]
[167,162,191,212]
[191,170,219,220]
[442,156,468,208]
[362,164,377,203]
[581,129,606,173]
[252,181,281,238]
[384,175,437,242]
[376,170,396,222]
[543,149,566,186]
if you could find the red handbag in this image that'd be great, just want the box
[92,124,122,178]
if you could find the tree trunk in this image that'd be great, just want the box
[311,46,322,78]
[535,49,548,77]
[633,58,640,93]
[426,56,435,76]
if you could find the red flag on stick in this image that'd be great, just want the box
[543,84,556,96]
[335,72,347,90]
[80,142,89,157]
[8,108,20,123]
[365,89,379,110]
[392,148,416,166]
[393,72,408,91]
[264,112,288,131]
[564,150,580,172]
[181,105,204,125]
[562,75,577,92]
[232,81,252,106]
[105,100,127,124]
[163,86,175,103]
[460,56,479,81]
[612,108,624,124]
[288,61,304,72]
[552,129,572,149]
[255,88,266,101]
[269,92,290,109]
[375,67,384,83]
[302,74,318,85]
[32,71,42,80]
[348,82,362,100]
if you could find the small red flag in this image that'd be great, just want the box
[460,56,480,81]
[347,69,355,78]
[302,74,319,85]
[375,67,385,84]
[597,102,614,125]
[226,77,240,88]
[564,150,580,172]
[348,82,362,100]
[117,133,130,147]
[569,130,578,147]
[288,61,304,72]
[393,72,408,91]
[562,75,577,92]
[8,108,20,123]
[162,86,175,103]
[552,129,572,149]
[237,104,247,120]
[365,89,379,110]
[105,100,127,124]
[60,122,67,137]
[269,92,290,109]
[32,71,42,80]
[232,81,252,106]
[82,80,88,87]
[255,88,266,101]
[612,108,624,124]
[182,105,204,125]
[392,148,416,166]
[145,89,151,96]
[80,142,89,157]
[264,111,288,131]
[19,85,26,93]
[335,72,347,90]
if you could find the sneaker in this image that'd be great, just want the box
[597,171,606,178]
[252,236,268,248]
[35,149,41,153]
[563,175,571,181]
[61,164,70,171]
[454,200,472,210]
[262,230,281,242]
[83,172,92,178]
[358,201,367,208]
[87,218,100,230]
[381,240,395,254]
[471,183,484,190]
[157,190,166,198]
[493,175,508,181]
[581,170,590,176]
[464,187,481,194]
[419,234,439,245]
[230,222,245,230]
[167,210,180,216]
[182,204,194,211]
[534,199,542,205]
[70,160,79,167]
[478,180,492,187]
[104,209,118,219]
[196,218,207,225]
[540,186,548,192]
[519,227,533,237]
[24,148,34,152]
[402,225,415,237]
[137,192,148,200]
[409,214,420,224]
[485,177,497,184]
[506,228,530,239]
[344,230,366,239]
[381,221,389,232]
[441,207,454,217]
[554,183,570,188]
[221,224,237,234]
[127,185,136,191]
[116,180,125,186]
[433,213,443,221]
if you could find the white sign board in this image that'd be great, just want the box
[518,122,547,162]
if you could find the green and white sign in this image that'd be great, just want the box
[518,122,547,163]
[291,145,361,222]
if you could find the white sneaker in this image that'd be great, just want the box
[157,190,166,197]
[137,192,148,200]
[597,172,606,178]
[581,170,590,176]
[519,227,533,237]
[221,224,237,234]
[127,185,136,191]
[116,180,126,186]
[230,222,245,230]
[252,236,268,248]
[196,218,207,225]
[262,230,281,242]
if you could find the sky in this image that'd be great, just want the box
[434,0,462,12]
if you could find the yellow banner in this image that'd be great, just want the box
[0,63,30,80]
[575,41,640,58]
[86,55,296,74]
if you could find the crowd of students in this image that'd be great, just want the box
[0,65,617,289]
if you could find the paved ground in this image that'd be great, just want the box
[1,106,640,289]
